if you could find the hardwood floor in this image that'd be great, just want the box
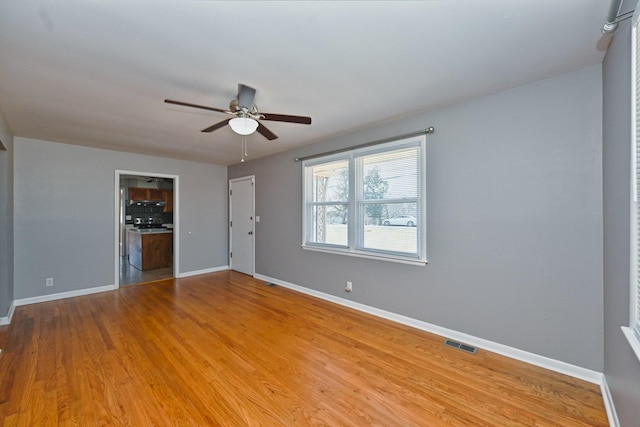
[0,271,608,426]
[0,325,8,351]
[119,255,172,286]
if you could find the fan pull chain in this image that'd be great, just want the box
[240,135,248,163]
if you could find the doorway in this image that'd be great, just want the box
[229,176,255,276]
[115,170,179,287]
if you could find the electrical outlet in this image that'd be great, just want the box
[46,277,53,287]
[345,281,352,292]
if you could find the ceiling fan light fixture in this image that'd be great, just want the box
[229,117,258,135]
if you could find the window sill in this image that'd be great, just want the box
[621,326,640,363]
[302,245,427,266]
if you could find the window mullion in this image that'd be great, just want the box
[360,198,419,205]
[633,23,640,341]
[348,154,357,251]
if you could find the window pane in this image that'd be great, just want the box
[309,204,348,246]
[363,147,418,200]
[311,160,349,203]
[361,202,418,254]
[358,146,419,255]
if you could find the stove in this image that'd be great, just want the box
[135,224,167,230]
[134,214,164,228]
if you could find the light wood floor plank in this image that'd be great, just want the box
[0,271,608,426]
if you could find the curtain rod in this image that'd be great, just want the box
[294,127,435,162]
[602,0,634,33]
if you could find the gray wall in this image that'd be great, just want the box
[230,65,604,371]
[0,110,14,317]
[602,17,640,427]
[13,138,228,300]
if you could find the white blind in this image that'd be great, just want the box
[634,23,640,339]
[358,147,420,255]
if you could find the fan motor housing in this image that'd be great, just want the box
[229,99,258,115]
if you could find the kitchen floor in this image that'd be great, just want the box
[119,256,173,286]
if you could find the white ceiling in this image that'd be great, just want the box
[0,1,614,166]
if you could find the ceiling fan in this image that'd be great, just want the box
[164,84,312,141]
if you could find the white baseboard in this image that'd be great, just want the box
[14,284,117,308]
[254,273,603,385]
[0,310,10,325]
[176,265,229,278]
[0,301,16,325]
[600,374,620,427]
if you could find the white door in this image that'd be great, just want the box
[229,176,255,276]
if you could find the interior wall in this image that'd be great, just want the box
[229,65,604,371]
[0,109,14,318]
[13,138,228,300]
[602,16,640,427]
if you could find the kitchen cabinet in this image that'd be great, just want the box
[148,188,163,200]
[129,187,164,201]
[128,187,148,201]
[162,190,173,212]
[128,229,173,271]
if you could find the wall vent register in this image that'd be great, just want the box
[444,339,478,355]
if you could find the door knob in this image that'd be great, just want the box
[248,231,253,235]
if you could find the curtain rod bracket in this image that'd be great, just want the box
[601,0,634,34]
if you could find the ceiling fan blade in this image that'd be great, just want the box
[201,119,231,133]
[237,84,257,110]
[261,113,312,125]
[165,99,229,114]
[256,122,278,140]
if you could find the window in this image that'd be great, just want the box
[626,19,640,361]
[303,135,427,265]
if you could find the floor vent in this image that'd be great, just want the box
[444,339,477,355]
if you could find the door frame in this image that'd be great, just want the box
[114,169,179,288]
[229,175,255,276]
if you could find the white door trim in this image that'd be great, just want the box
[114,170,179,288]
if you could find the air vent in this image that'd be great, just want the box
[444,339,477,355]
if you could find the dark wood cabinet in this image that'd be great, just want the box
[162,190,173,212]
[128,187,148,201]
[147,188,163,200]
[129,187,164,201]
[128,230,173,271]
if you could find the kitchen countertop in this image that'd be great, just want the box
[127,228,174,234]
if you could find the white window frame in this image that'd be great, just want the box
[624,12,640,362]
[302,135,427,266]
